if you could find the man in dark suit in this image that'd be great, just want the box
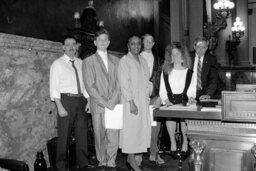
[191,36,218,101]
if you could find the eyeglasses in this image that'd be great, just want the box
[144,40,154,43]
[195,45,208,49]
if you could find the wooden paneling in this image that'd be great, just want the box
[94,0,155,52]
[222,91,256,122]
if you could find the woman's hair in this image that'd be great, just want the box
[162,42,192,74]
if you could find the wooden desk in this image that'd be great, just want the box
[154,100,256,171]
[154,107,221,120]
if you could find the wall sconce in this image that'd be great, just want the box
[213,0,234,19]
[203,0,235,54]
[73,12,81,28]
[226,17,245,65]
[231,17,245,42]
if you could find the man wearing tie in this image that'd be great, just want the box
[82,29,120,168]
[191,36,218,101]
[50,35,90,171]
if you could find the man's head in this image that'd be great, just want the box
[94,29,110,52]
[194,36,209,57]
[128,35,141,56]
[142,34,155,51]
[63,35,77,59]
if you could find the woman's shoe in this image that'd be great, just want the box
[126,162,135,171]
[149,154,165,165]
[126,161,143,171]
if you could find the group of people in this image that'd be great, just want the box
[49,28,218,171]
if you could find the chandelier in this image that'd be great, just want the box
[213,0,235,19]
[203,0,235,54]
[231,17,245,41]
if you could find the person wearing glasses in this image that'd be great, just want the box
[190,36,218,101]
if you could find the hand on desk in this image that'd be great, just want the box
[164,99,173,107]
[151,96,162,108]
[188,97,197,105]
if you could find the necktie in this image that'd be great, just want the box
[70,60,81,94]
[196,56,202,90]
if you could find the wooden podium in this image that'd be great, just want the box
[154,91,256,171]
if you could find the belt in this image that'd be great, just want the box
[61,93,83,97]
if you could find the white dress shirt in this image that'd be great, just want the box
[159,68,195,104]
[50,54,89,101]
[97,50,108,72]
[140,51,154,76]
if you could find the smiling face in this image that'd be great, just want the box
[94,33,110,51]
[142,35,155,51]
[171,48,183,65]
[128,36,141,55]
[63,38,77,59]
[194,40,208,57]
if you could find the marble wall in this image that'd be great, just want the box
[0,33,62,170]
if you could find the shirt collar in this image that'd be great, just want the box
[196,54,204,61]
[63,54,76,62]
[97,50,108,59]
[141,51,153,55]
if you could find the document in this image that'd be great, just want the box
[105,104,123,129]
[149,105,157,126]
[160,104,198,111]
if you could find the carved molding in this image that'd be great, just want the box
[186,120,256,137]
[222,91,256,122]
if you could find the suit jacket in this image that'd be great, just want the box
[191,52,218,98]
[149,53,161,97]
[82,52,120,115]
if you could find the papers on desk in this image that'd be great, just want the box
[105,104,123,129]
[201,107,221,112]
[159,104,198,111]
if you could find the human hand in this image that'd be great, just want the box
[188,97,197,104]
[85,103,90,113]
[150,96,162,108]
[129,100,138,115]
[57,106,68,117]
[107,104,115,110]
[85,98,90,113]
[164,99,173,107]
[199,95,211,101]
[153,97,162,108]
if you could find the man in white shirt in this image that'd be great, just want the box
[140,34,165,164]
[49,35,90,171]
[82,29,120,169]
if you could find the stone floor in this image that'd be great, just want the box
[47,150,191,171]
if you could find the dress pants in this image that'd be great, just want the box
[56,95,88,171]
[91,112,119,167]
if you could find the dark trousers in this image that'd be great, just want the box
[56,94,88,171]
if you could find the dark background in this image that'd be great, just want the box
[0,0,169,53]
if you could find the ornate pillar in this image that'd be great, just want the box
[189,139,206,171]
[251,145,256,171]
